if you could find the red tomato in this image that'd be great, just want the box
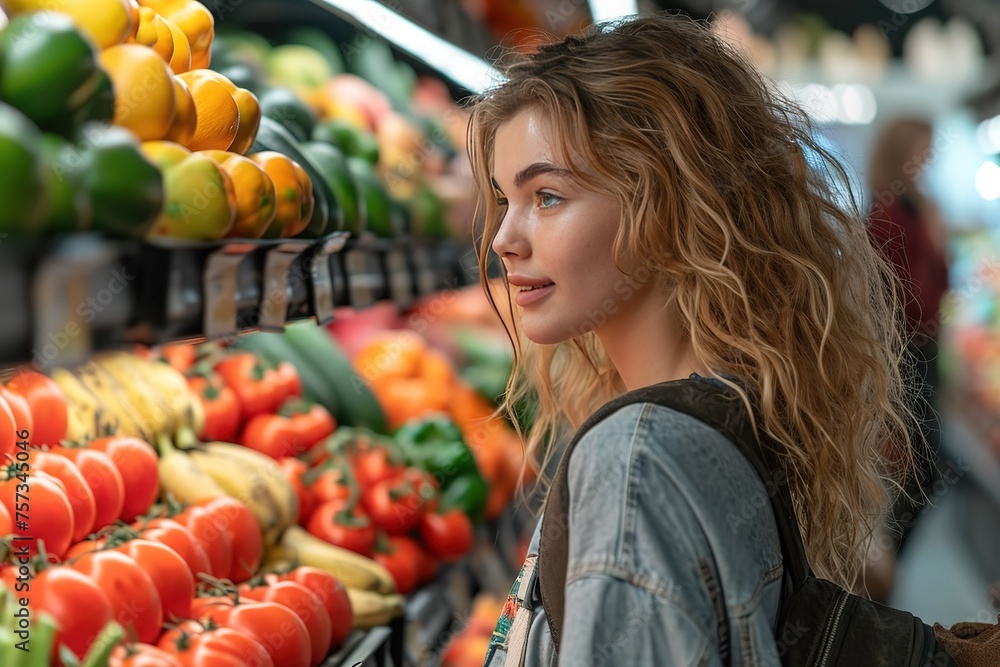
[159,624,274,667]
[27,450,96,543]
[188,595,234,620]
[0,397,17,463]
[275,567,353,649]
[419,509,474,563]
[70,550,163,644]
[284,403,336,451]
[0,386,31,440]
[198,600,312,667]
[279,457,316,525]
[188,372,243,443]
[361,468,435,535]
[241,414,301,460]
[352,446,403,489]
[50,446,125,531]
[0,469,74,558]
[239,580,332,667]
[27,567,115,664]
[413,541,440,586]
[373,535,419,595]
[309,466,352,504]
[191,496,262,583]
[115,538,195,624]
[174,505,233,580]
[136,518,213,582]
[275,361,302,400]
[0,501,12,537]
[88,436,160,523]
[306,499,376,556]
[214,353,287,419]
[161,343,197,374]
[6,371,67,448]
[110,643,183,667]
[64,537,105,561]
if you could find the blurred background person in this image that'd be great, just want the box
[866,117,952,601]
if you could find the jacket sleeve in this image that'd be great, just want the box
[557,573,721,667]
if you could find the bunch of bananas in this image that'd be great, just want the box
[53,351,203,444]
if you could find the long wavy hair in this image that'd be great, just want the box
[466,13,918,589]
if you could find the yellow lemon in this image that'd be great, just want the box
[137,0,212,70]
[163,17,190,73]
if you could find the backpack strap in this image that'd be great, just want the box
[537,376,811,651]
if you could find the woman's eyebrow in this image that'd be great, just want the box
[490,162,574,193]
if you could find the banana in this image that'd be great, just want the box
[73,361,146,440]
[142,358,202,435]
[157,434,226,506]
[187,447,283,547]
[260,544,299,574]
[93,353,173,440]
[201,442,299,532]
[280,525,396,593]
[51,367,102,443]
[346,588,405,628]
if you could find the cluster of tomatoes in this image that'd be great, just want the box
[281,434,477,595]
[181,349,338,460]
[13,559,351,667]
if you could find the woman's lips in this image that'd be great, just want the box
[515,282,554,306]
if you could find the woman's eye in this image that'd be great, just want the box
[536,192,562,209]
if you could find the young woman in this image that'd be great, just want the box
[466,12,919,667]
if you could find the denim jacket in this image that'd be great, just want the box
[483,395,784,666]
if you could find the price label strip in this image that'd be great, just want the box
[203,243,257,340]
[259,241,313,332]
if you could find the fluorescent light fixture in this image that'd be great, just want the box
[589,0,638,23]
[311,0,501,93]
[975,161,1000,201]
[833,84,877,125]
[976,115,1000,154]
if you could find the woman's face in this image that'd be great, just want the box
[491,109,650,345]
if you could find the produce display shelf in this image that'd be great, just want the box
[321,623,401,667]
[0,232,477,372]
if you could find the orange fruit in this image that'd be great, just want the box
[98,43,176,141]
[289,161,314,236]
[1,0,136,49]
[164,76,197,146]
[129,6,173,63]
[139,140,190,169]
[228,88,261,155]
[138,0,213,70]
[201,150,276,238]
[176,70,239,152]
[163,17,190,73]
[249,151,305,239]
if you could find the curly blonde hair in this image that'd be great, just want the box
[466,13,918,590]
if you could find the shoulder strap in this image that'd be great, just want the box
[537,377,811,651]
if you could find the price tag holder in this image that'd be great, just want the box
[203,243,257,340]
[344,248,384,309]
[410,242,438,297]
[308,232,349,326]
[32,237,118,370]
[259,240,312,332]
[385,246,414,308]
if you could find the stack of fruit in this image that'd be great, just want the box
[210,26,455,240]
[0,0,340,241]
[0,357,411,665]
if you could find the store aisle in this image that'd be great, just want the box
[889,409,1000,627]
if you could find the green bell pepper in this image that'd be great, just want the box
[394,414,465,448]
[439,473,489,521]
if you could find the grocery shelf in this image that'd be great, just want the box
[0,232,478,371]
[321,624,401,667]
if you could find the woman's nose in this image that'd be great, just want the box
[492,211,530,259]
